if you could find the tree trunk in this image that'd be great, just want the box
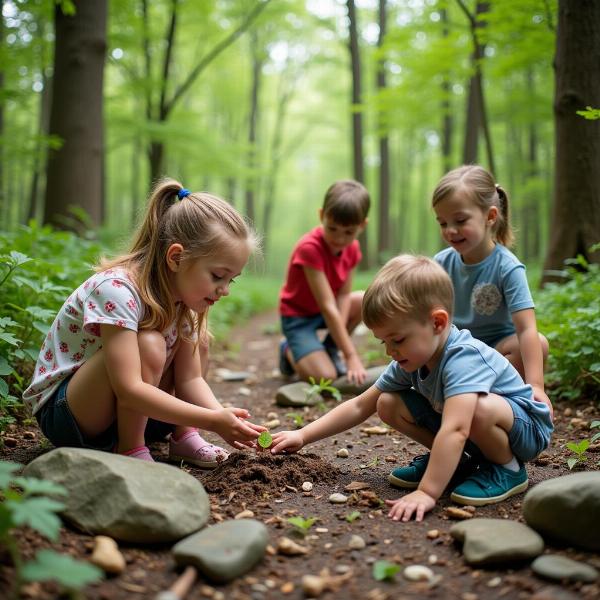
[347,0,369,267]
[0,0,4,219]
[43,0,107,229]
[376,0,390,263]
[441,7,453,174]
[245,31,263,226]
[542,0,600,284]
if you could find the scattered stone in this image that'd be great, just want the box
[335,565,351,574]
[262,419,280,430]
[332,366,386,394]
[280,581,294,594]
[446,506,474,520]
[23,431,36,440]
[315,527,328,533]
[301,569,353,598]
[336,448,349,458]
[329,493,348,504]
[426,529,440,539]
[23,448,210,543]
[348,535,366,550]
[487,576,502,587]
[428,554,437,565]
[234,509,255,520]
[531,555,598,583]
[237,386,252,396]
[275,382,322,407]
[90,536,126,574]
[361,426,389,435]
[450,518,544,566]
[3,436,17,447]
[277,536,309,556]
[172,519,268,583]
[302,481,314,492]
[523,472,600,551]
[530,585,580,600]
[214,368,252,382]
[403,565,435,582]
[266,412,278,420]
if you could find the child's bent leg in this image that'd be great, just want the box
[293,350,338,382]
[468,393,514,464]
[377,392,435,448]
[495,333,549,380]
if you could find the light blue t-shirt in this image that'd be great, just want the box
[375,326,551,434]
[434,244,534,347]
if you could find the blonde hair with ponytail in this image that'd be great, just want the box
[432,165,514,247]
[98,178,257,344]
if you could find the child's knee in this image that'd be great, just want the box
[377,392,408,424]
[138,330,167,382]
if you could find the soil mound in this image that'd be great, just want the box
[202,451,338,499]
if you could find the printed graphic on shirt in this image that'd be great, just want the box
[471,283,502,316]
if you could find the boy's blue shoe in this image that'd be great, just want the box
[450,461,529,506]
[279,340,295,377]
[389,452,480,490]
[389,453,430,489]
[323,336,347,377]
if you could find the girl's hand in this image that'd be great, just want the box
[385,490,436,522]
[532,385,554,421]
[212,407,266,449]
[346,354,367,386]
[270,430,305,454]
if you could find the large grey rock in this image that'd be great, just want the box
[332,365,386,395]
[172,519,268,583]
[523,472,600,551]
[531,555,598,583]
[450,518,544,566]
[23,448,210,543]
[275,381,323,407]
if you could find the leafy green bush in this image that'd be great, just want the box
[537,253,600,402]
[0,223,104,430]
[0,460,103,596]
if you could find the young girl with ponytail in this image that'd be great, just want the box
[24,178,265,464]
[431,165,552,416]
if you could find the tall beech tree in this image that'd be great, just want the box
[44,1,107,229]
[542,0,600,283]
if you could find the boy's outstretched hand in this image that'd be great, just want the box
[270,430,305,454]
[386,490,436,523]
[346,354,367,386]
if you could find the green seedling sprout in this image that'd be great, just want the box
[566,439,589,470]
[345,510,361,523]
[372,560,402,581]
[257,431,273,449]
[285,412,305,428]
[306,376,342,403]
[287,516,318,536]
[591,420,600,443]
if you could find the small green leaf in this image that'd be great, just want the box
[591,420,600,429]
[591,432,600,443]
[345,510,361,523]
[0,460,22,487]
[287,516,317,532]
[566,457,578,470]
[7,497,66,541]
[258,431,273,449]
[0,356,13,376]
[12,476,68,497]
[21,549,103,588]
[372,560,401,581]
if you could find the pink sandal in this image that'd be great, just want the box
[169,431,229,469]
[121,445,154,462]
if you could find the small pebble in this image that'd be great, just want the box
[487,577,502,587]
[302,481,314,492]
[235,509,255,519]
[348,535,366,550]
[403,565,434,582]
[23,431,36,440]
[329,493,348,504]
[337,448,350,458]
[335,564,351,574]
[267,412,278,420]
[426,529,440,539]
[428,554,438,565]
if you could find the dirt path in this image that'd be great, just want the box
[1,310,599,600]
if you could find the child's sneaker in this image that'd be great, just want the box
[122,445,154,461]
[450,461,528,506]
[279,340,295,377]
[389,452,480,490]
[169,431,229,469]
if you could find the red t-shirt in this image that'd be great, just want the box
[279,227,362,317]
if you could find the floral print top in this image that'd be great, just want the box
[23,268,180,414]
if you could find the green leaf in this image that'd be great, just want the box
[12,476,68,497]
[591,432,600,443]
[566,439,590,455]
[345,510,361,523]
[258,431,273,449]
[7,497,66,541]
[0,332,19,346]
[566,457,578,470]
[21,549,103,588]
[0,378,9,399]
[0,356,13,376]
[591,420,600,429]
[0,460,22,487]
[287,516,317,531]
[372,560,401,581]
[8,251,32,267]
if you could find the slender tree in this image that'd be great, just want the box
[542,0,600,283]
[43,0,107,229]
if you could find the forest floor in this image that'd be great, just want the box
[1,310,599,600]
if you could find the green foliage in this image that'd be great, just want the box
[0,461,103,596]
[257,431,273,449]
[565,421,600,470]
[372,560,402,582]
[345,510,361,523]
[286,515,317,536]
[305,377,341,403]
[0,223,105,433]
[576,107,600,120]
[536,252,600,402]
[285,412,305,428]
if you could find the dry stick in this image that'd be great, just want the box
[154,566,197,600]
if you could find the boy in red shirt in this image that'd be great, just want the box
[279,180,370,385]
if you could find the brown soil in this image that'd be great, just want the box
[1,309,599,600]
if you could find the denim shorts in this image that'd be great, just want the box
[399,388,549,463]
[281,314,342,366]
[36,376,175,451]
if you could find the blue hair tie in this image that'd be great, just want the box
[177,188,191,200]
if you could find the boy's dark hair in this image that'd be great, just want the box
[322,180,370,225]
